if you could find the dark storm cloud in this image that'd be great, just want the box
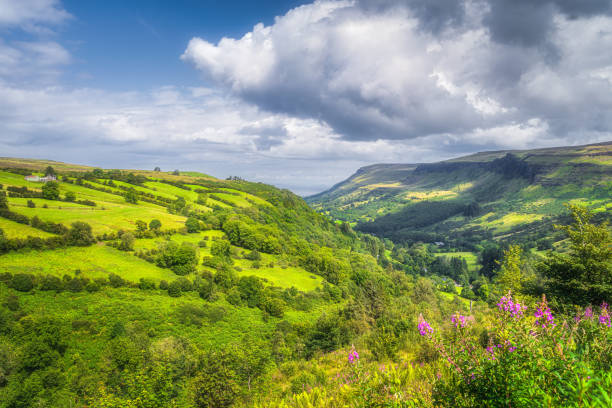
[357,0,465,33]
[485,0,612,48]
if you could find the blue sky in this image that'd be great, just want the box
[0,0,611,195]
[22,0,310,90]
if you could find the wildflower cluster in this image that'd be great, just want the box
[417,314,433,337]
[451,313,469,329]
[534,295,555,329]
[496,292,527,318]
[348,346,359,364]
[599,302,611,328]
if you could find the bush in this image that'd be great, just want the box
[108,273,126,288]
[10,273,35,292]
[149,219,162,230]
[159,280,169,290]
[422,294,612,407]
[3,294,19,311]
[167,280,182,297]
[191,352,240,408]
[66,222,95,246]
[118,232,135,251]
[185,217,200,233]
[85,281,101,292]
[138,278,156,290]
[39,275,63,292]
[27,200,35,208]
[64,191,76,202]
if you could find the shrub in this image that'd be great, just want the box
[108,273,126,288]
[39,275,63,292]
[167,280,182,297]
[10,273,35,292]
[185,217,200,233]
[3,294,19,311]
[27,200,35,208]
[64,191,76,202]
[66,222,95,246]
[118,232,135,251]
[85,281,101,292]
[149,219,162,230]
[138,278,156,290]
[422,293,612,407]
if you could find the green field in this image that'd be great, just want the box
[0,217,55,239]
[434,251,480,271]
[0,245,178,282]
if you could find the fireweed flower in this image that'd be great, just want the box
[599,303,611,328]
[534,295,555,329]
[451,313,468,329]
[348,346,359,364]
[497,292,527,319]
[417,314,433,337]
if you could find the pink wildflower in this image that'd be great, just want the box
[599,303,611,327]
[497,292,527,318]
[348,346,359,364]
[417,314,433,337]
[534,294,555,329]
[451,313,468,329]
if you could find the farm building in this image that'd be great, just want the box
[24,175,57,182]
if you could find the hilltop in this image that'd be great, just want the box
[307,142,612,250]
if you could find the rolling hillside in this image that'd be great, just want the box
[307,142,612,250]
[0,157,404,406]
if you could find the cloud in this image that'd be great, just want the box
[0,0,71,32]
[1,0,612,196]
[182,0,612,150]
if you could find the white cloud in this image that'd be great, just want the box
[182,0,612,148]
[0,0,70,31]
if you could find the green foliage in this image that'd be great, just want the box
[155,241,198,275]
[10,273,35,292]
[185,216,200,233]
[191,352,240,408]
[211,239,231,259]
[123,188,138,204]
[497,245,523,293]
[149,219,162,230]
[425,294,612,407]
[118,232,135,251]
[41,181,60,200]
[167,280,182,297]
[64,191,76,202]
[66,221,96,246]
[540,204,612,306]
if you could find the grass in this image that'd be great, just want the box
[234,261,324,291]
[0,244,178,282]
[0,217,55,239]
[7,193,186,235]
[434,251,480,271]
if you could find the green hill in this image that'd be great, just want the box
[0,157,406,407]
[307,142,612,251]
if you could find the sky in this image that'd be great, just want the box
[0,0,611,196]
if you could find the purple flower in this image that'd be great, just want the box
[348,347,359,364]
[599,303,611,328]
[451,313,468,329]
[497,292,527,319]
[534,295,555,329]
[418,314,434,337]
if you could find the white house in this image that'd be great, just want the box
[24,175,57,182]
